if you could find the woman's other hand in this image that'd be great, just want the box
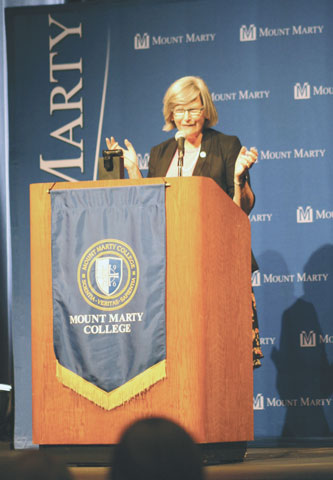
[234,146,258,183]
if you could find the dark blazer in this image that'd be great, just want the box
[148,128,243,200]
[148,127,258,272]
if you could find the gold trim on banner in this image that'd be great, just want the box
[56,360,166,410]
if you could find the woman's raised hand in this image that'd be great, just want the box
[105,137,142,179]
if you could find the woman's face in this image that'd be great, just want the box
[171,95,206,140]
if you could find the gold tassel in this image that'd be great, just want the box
[56,360,166,410]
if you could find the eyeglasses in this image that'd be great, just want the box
[173,107,204,118]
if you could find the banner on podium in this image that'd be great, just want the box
[50,184,166,410]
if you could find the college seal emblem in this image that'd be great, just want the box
[77,239,139,311]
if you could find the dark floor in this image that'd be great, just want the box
[68,447,333,480]
[206,446,333,479]
[1,442,333,479]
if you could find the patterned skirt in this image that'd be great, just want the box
[252,291,264,369]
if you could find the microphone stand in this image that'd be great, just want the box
[175,131,185,177]
[177,149,184,177]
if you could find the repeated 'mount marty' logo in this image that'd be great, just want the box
[253,393,265,410]
[240,24,257,41]
[252,271,261,287]
[294,82,311,99]
[300,330,316,347]
[297,206,313,223]
[77,239,139,311]
[134,33,150,49]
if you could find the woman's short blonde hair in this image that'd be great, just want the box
[162,76,218,131]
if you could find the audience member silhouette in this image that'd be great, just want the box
[110,417,203,480]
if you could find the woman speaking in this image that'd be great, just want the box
[106,76,263,368]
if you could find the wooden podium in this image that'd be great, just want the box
[30,176,253,445]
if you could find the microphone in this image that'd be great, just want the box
[175,130,185,153]
[175,131,186,176]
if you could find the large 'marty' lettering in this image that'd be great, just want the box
[39,15,83,181]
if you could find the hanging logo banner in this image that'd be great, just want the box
[51,184,166,410]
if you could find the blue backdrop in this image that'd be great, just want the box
[5,0,333,447]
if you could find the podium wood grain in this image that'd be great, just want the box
[30,177,253,444]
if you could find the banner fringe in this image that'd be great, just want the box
[56,360,166,410]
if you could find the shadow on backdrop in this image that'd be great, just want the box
[272,244,333,437]
[255,250,296,332]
